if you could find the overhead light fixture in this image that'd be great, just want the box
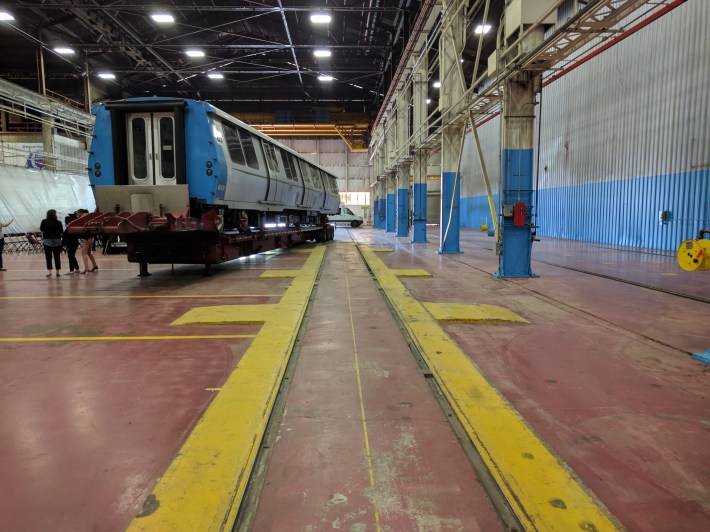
[185,49,205,57]
[151,13,175,23]
[313,49,331,58]
[426,99,431,104]
[207,72,224,79]
[97,72,115,79]
[0,11,15,21]
[460,58,464,63]
[474,24,492,34]
[310,13,331,24]
[433,81,441,88]
[54,47,75,55]
[352,84,362,89]
[318,75,334,82]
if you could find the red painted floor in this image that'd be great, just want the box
[345,227,710,531]
[0,252,286,531]
[252,241,502,530]
[1,228,708,531]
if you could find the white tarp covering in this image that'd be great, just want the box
[0,164,95,233]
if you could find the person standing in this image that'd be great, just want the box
[40,209,63,277]
[77,209,98,273]
[63,212,80,274]
[0,217,14,271]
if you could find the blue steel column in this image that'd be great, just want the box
[495,27,544,278]
[396,170,409,237]
[439,164,461,253]
[412,151,428,242]
[395,87,410,238]
[386,175,396,233]
[437,0,464,254]
[372,194,380,229]
[411,51,428,243]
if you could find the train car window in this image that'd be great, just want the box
[310,165,323,189]
[130,117,148,180]
[222,122,246,166]
[297,159,313,186]
[325,174,338,193]
[263,143,280,174]
[238,129,259,169]
[281,151,297,181]
[159,117,175,179]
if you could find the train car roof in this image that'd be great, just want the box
[92,97,339,180]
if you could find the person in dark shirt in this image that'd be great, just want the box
[40,209,63,277]
[63,212,80,274]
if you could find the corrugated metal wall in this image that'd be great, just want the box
[280,138,370,194]
[458,0,709,250]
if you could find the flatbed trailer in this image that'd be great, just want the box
[67,211,334,276]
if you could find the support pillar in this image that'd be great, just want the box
[412,149,428,242]
[396,167,409,237]
[386,175,396,233]
[495,24,544,278]
[437,0,465,254]
[412,50,428,243]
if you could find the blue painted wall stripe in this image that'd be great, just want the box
[461,169,710,251]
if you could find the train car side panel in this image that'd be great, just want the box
[88,105,115,186]
[183,101,226,206]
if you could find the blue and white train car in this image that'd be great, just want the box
[76,98,339,273]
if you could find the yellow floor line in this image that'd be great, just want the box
[389,268,432,277]
[358,245,621,532]
[423,302,529,323]
[0,335,256,342]
[259,270,299,278]
[127,246,325,532]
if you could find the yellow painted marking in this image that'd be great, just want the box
[290,248,314,253]
[341,251,381,530]
[128,245,326,532]
[660,272,679,276]
[389,268,432,278]
[423,302,529,323]
[0,294,278,300]
[370,248,393,252]
[359,246,620,532]
[171,305,273,326]
[259,270,299,278]
[205,388,222,392]
[0,335,255,342]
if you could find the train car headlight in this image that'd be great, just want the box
[206,169,213,176]
[206,161,213,168]
[94,162,101,169]
[94,170,101,177]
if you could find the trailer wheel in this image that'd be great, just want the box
[351,220,361,228]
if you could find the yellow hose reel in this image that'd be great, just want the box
[677,231,710,271]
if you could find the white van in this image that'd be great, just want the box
[328,204,363,227]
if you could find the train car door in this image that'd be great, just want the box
[126,112,177,186]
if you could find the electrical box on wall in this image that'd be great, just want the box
[659,210,671,224]
[505,0,558,39]
[503,204,515,217]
